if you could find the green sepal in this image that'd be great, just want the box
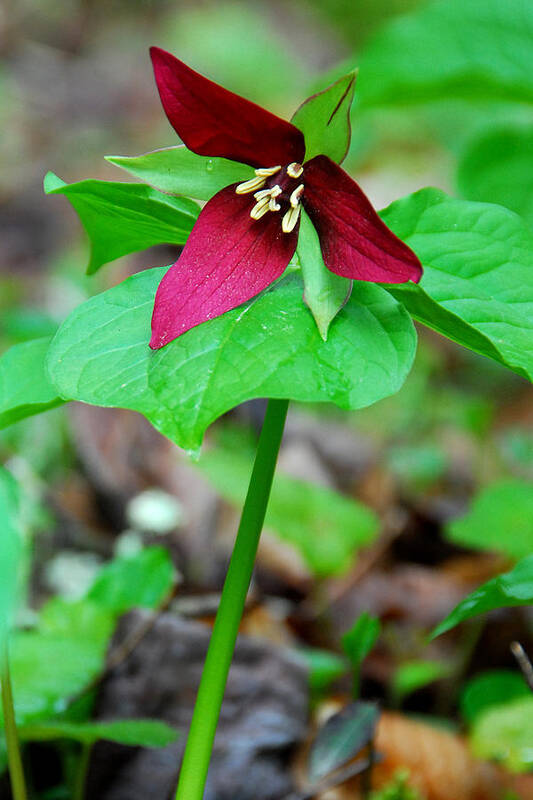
[292,70,357,163]
[44,172,200,274]
[106,146,253,201]
[297,209,352,340]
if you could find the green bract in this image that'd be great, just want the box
[0,337,63,430]
[46,269,416,453]
[44,172,199,275]
[382,188,533,381]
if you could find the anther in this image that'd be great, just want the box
[236,175,267,195]
[250,196,271,220]
[255,165,281,177]
[282,203,301,233]
[287,162,303,179]
[290,184,304,208]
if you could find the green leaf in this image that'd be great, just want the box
[0,337,64,430]
[5,599,114,724]
[46,269,417,453]
[431,555,533,638]
[357,0,533,108]
[457,127,533,226]
[292,70,357,163]
[19,718,178,748]
[341,612,380,669]
[44,172,199,274]
[470,696,533,772]
[297,209,352,341]
[198,447,379,577]
[106,147,253,201]
[461,670,530,723]
[298,648,347,694]
[445,480,533,560]
[392,660,450,703]
[87,547,174,614]
[308,701,379,783]
[381,188,533,381]
[0,467,23,640]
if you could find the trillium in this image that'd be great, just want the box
[149,47,422,350]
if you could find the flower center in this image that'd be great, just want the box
[236,163,304,233]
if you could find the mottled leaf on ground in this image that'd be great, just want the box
[292,70,357,163]
[106,146,252,201]
[431,555,533,638]
[461,670,531,723]
[0,337,64,429]
[357,0,533,108]
[445,479,533,560]
[457,126,533,226]
[44,172,199,274]
[470,696,533,772]
[198,447,379,577]
[87,547,175,614]
[47,269,417,453]
[19,718,178,748]
[308,701,379,783]
[381,188,533,381]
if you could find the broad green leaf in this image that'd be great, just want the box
[106,146,253,201]
[0,467,22,641]
[292,70,357,163]
[47,269,417,453]
[381,188,533,381]
[297,209,352,341]
[0,337,64,430]
[308,701,379,783]
[470,697,533,772]
[341,613,380,669]
[198,447,379,577]
[431,555,533,638]
[461,670,530,723]
[5,599,114,724]
[457,127,533,226]
[357,0,533,108]
[87,547,174,614]
[44,172,199,274]
[445,480,533,560]
[392,660,450,703]
[19,718,178,748]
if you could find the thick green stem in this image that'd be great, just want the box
[175,398,289,800]
[1,637,27,800]
[73,743,92,800]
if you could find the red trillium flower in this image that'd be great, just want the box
[149,47,422,350]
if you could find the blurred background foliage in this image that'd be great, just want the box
[1,1,533,797]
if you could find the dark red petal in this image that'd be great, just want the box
[150,47,305,169]
[150,185,298,348]
[302,155,422,284]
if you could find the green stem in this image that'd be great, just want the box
[175,398,289,800]
[73,743,92,800]
[1,637,28,800]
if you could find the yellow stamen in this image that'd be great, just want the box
[236,175,267,194]
[287,162,303,179]
[253,188,272,201]
[250,195,271,220]
[255,165,281,177]
[290,183,304,208]
[282,203,301,233]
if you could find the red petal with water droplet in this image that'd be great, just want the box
[150,185,298,348]
[150,47,305,169]
[303,155,422,284]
